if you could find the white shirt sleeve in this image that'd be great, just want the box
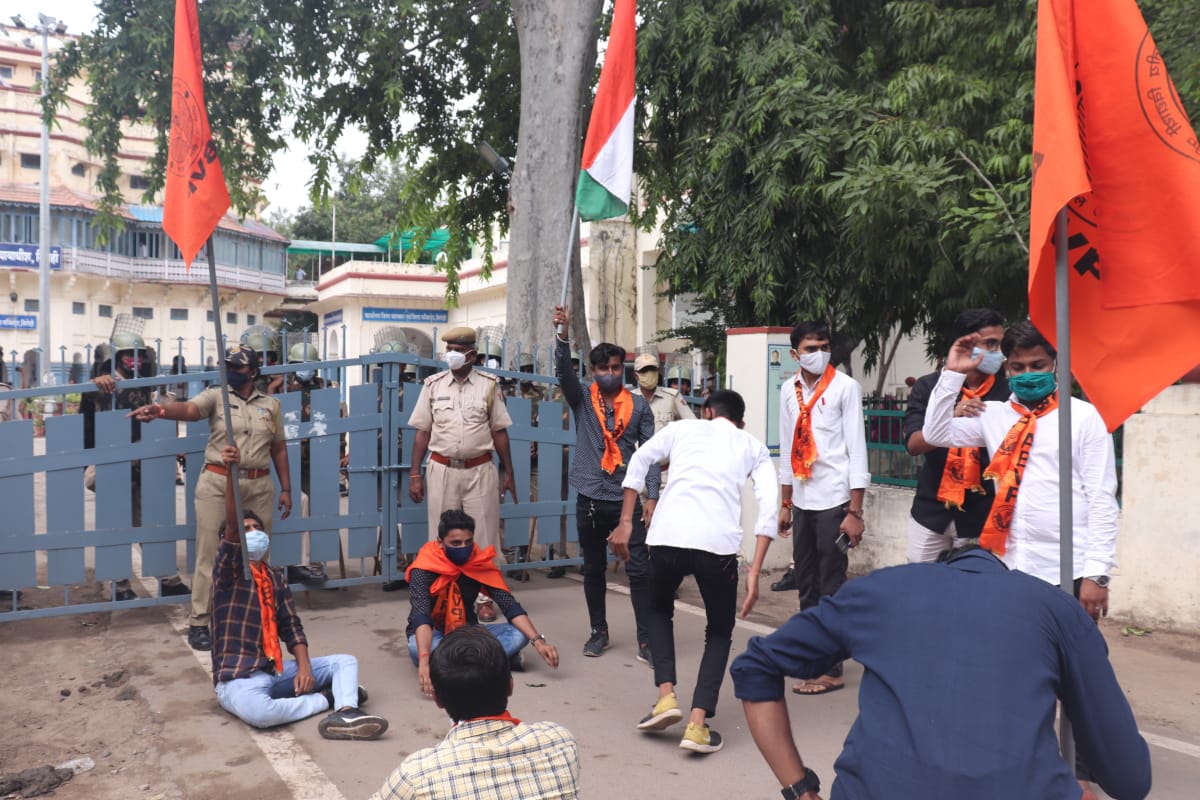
[1078,405,1120,577]
[778,381,796,486]
[749,440,780,539]
[922,370,987,448]
[842,379,871,490]
[622,424,677,494]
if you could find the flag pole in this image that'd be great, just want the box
[1054,206,1076,766]
[556,206,581,337]
[205,236,251,580]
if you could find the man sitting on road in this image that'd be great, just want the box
[406,509,560,697]
[730,547,1151,800]
[210,445,387,740]
[371,626,579,800]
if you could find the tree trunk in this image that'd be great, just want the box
[874,328,905,398]
[507,0,603,364]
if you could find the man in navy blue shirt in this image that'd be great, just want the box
[730,548,1150,800]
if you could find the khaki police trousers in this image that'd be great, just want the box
[190,470,276,627]
[424,459,504,563]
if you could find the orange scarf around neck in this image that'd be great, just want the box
[249,560,284,673]
[980,392,1060,556]
[936,374,996,509]
[590,381,633,474]
[406,541,510,635]
[790,365,837,481]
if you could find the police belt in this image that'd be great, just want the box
[205,463,271,480]
[429,452,494,469]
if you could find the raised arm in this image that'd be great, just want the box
[552,305,584,410]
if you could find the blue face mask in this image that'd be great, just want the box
[245,528,270,561]
[1009,371,1057,405]
[594,373,623,393]
[972,347,1005,376]
[294,369,315,383]
[444,543,474,566]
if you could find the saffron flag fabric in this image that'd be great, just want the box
[163,0,230,269]
[576,0,636,221]
[1030,0,1200,431]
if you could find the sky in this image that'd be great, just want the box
[35,0,366,219]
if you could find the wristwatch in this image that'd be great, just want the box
[1086,575,1111,588]
[781,768,820,799]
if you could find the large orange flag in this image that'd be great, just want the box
[163,0,230,268]
[1030,0,1200,431]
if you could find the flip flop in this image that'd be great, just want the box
[792,679,845,696]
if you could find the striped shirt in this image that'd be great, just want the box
[369,718,579,800]
[554,339,660,501]
[210,540,307,686]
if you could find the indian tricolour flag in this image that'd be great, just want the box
[575,0,636,221]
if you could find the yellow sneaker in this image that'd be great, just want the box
[679,722,724,754]
[636,692,683,731]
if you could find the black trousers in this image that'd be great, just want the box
[646,545,739,719]
[793,505,848,678]
[576,495,652,644]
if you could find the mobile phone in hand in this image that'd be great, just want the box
[835,532,852,553]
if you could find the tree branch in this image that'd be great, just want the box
[955,149,1029,254]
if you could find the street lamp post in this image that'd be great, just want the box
[36,13,56,383]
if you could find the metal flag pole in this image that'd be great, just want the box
[205,236,251,580]
[1054,207,1076,766]
[556,207,581,337]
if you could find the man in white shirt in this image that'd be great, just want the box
[612,390,777,755]
[778,322,870,695]
[921,320,1118,619]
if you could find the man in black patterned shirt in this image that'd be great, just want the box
[552,305,660,661]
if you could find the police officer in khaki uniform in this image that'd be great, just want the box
[130,345,292,651]
[633,353,695,433]
[408,327,517,562]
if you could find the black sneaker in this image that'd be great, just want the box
[637,643,652,667]
[770,567,797,592]
[114,581,137,602]
[546,566,567,579]
[287,565,328,588]
[582,628,610,657]
[160,580,191,597]
[187,625,211,651]
[322,685,369,709]
[381,579,408,592]
[318,709,388,740]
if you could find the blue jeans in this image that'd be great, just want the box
[407,623,528,664]
[214,653,358,728]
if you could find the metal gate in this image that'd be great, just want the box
[0,353,578,622]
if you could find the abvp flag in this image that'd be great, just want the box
[575,0,635,221]
[1030,0,1200,431]
[163,0,230,268]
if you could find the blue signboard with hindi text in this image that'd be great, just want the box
[0,314,38,330]
[362,307,448,324]
[0,243,62,270]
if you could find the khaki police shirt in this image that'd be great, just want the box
[192,386,284,470]
[646,386,695,433]
[408,369,513,460]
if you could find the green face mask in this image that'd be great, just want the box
[1009,371,1057,405]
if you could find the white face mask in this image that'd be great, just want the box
[444,351,468,371]
[798,350,831,375]
[245,529,270,561]
[972,347,1005,376]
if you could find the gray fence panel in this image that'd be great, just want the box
[503,396,535,543]
[45,414,87,585]
[347,382,386,564]
[307,387,344,562]
[393,380,429,553]
[140,417,183,577]
[0,420,36,590]
[93,410,136,582]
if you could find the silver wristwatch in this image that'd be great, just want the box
[1086,575,1110,588]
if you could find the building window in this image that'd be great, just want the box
[72,302,86,315]
[0,66,13,81]
[170,308,188,321]
[20,153,40,169]
[247,314,256,326]
[24,299,38,312]
[226,312,237,325]
[71,163,86,177]
[33,69,42,83]
[98,304,113,318]
[132,307,154,320]
[206,310,214,322]
[130,175,150,190]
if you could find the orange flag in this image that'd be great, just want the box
[1030,0,1200,431]
[163,0,230,269]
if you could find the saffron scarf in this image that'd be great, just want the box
[936,374,996,509]
[249,560,284,673]
[590,381,633,474]
[406,541,510,635]
[463,710,523,726]
[980,392,1060,556]
[790,365,837,481]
